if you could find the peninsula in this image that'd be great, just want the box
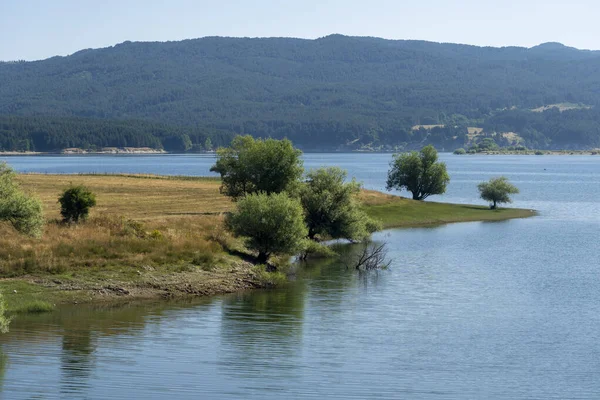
[0,174,535,312]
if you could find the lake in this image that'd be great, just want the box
[1,154,600,399]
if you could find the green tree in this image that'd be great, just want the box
[477,137,499,152]
[226,192,308,266]
[58,185,97,223]
[0,162,44,237]
[386,145,450,200]
[478,177,519,209]
[210,135,304,199]
[204,137,213,151]
[299,167,381,241]
[181,134,193,152]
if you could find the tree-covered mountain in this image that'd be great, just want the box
[1,35,600,151]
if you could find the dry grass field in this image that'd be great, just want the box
[1,174,233,275]
[0,174,260,311]
[18,174,231,220]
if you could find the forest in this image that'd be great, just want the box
[0,116,232,152]
[1,35,600,151]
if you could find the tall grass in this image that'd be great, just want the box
[0,214,227,276]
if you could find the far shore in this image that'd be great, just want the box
[0,147,168,155]
[3,148,600,156]
[455,149,600,156]
[0,174,536,313]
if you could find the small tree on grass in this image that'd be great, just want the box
[226,192,308,268]
[478,177,519,209]
[59,185,97,223]
[0,162,44,237]
[300,167,381,241]
[387,145,450,200]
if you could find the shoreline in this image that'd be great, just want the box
[456,150,600,156]
[2,148,600,156]
[1,174,537,313]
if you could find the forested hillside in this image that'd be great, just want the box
[2,35,600,151]
[0,116,231,152]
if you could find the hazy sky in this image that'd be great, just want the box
[1,0,598,61]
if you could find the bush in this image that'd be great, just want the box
[252,265,288,287]
[453,148,466,155]
[0,162,44,237]
[300,240,339,260]
[0,293,9,333]
[59,185,97,223]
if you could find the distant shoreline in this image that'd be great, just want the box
[3,148,600,156]
[0,147,168,155]
[455,150,600,156]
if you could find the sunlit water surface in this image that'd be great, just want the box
[1,154,599,399]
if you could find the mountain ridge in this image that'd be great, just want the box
[4,35,599,63]
[2,34,600,151]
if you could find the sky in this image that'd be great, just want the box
[1,0,598,61]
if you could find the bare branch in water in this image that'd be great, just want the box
[349,242,391,271]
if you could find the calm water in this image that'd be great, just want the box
[1,154,600,399]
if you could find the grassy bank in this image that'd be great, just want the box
[360,190,536,229]
[0,174,535,311]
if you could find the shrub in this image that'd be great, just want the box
[252,265,288,287]
[0,162,44,237]
[300,240,338,260]
[122,219,146,238]
[453,148,466,155]
[0,293,10,333]
[226,192,308,266]
[59,185,97,223]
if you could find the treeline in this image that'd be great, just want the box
[0,116,234,152]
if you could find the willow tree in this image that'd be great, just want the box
[478,177,519,209]
[299,167,381,241]
[226,192,307,267]
[210,135,303,199]
[386,145,450,200]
